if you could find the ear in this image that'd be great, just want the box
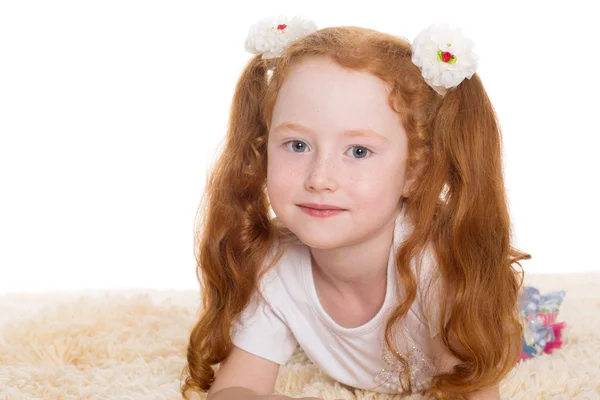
[402,164,419,198]
[402,175,416,197]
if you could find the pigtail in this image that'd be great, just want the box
[180,55,293,397]
[419,75,531,398]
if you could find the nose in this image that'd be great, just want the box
[304,152,338,192]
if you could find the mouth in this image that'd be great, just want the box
[297,204,346,218]
[297,203,346,211]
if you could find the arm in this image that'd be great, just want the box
[206,346,324,400]
[210,387,323,400]
[209,387,258,400]
[464,385,500,400]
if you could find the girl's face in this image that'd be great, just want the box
[267,56,412,249]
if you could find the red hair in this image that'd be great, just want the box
[181,26,531,399]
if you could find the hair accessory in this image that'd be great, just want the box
[244,16,318,60]
[518,286,567,361]
[410,22,479,96]
[243,17,478,96]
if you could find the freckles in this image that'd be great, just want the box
[273,165,294,184]
[351,173,394,201]
[348,172,371,190]
[269,165,295,191]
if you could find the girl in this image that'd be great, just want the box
[182,17,533,400]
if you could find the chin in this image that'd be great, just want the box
[292,229,350,249]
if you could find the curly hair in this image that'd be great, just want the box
[180,26,531,400]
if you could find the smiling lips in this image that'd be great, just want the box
[298,203,346,218]
[298,203,345,210]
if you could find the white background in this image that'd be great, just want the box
[1,1,598,295]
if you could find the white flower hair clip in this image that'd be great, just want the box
[244,17,478,96]
[410,23,479,96]
[244,16,318,60]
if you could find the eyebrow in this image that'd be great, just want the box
[272,122,390,143]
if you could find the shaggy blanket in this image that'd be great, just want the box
[0,271,598,400]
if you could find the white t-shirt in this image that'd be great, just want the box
[231,209,448,394]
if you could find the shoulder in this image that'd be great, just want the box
[408,243,450,338]
[256,235,307,305]
[412,242,443,297]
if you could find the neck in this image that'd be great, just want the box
[309,208,400,301]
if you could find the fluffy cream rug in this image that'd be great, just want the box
[0,272,598,400]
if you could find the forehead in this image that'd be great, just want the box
[270,57,401,138]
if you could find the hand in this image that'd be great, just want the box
[263,396,323,400]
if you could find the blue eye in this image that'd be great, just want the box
[283,140,372,159]
[285,140,309,153]
[349,146,370,159]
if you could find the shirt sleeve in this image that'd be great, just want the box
[231,289,299,365]
[414,245,452,339]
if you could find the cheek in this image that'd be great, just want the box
[266,163,296,203]
[349,166,404,200]
[267,145,304,184]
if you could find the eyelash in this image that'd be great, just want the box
[282,140,373,159]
